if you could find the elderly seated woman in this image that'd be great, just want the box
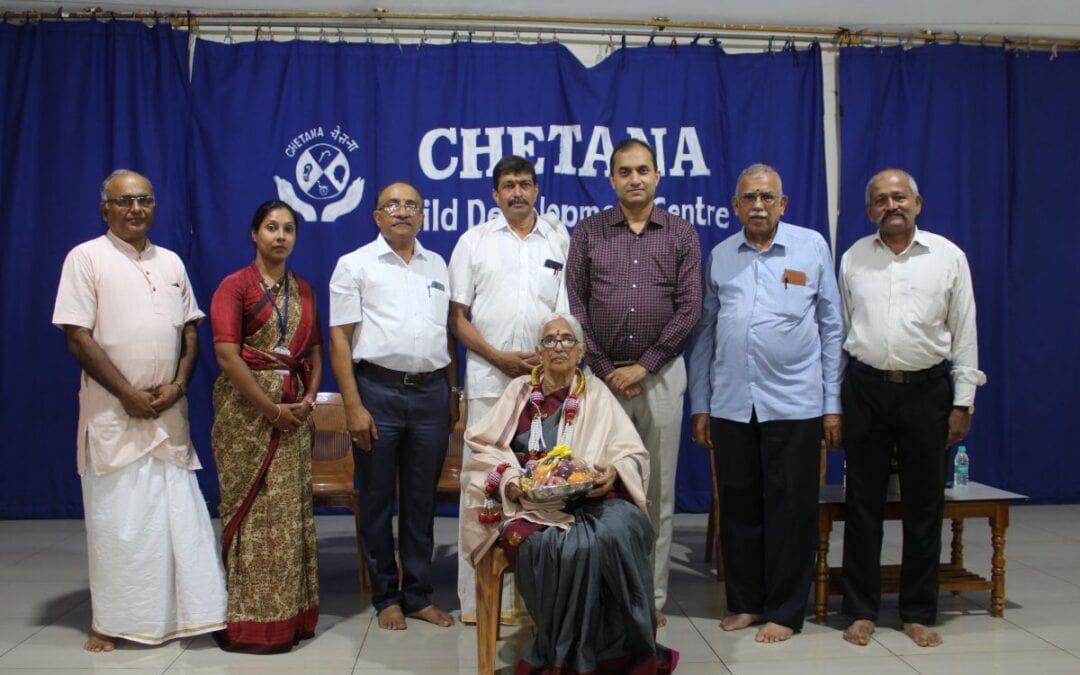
[462,313,678,674]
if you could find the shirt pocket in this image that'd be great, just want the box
[424,280,450,327]
[536,260,562,309]
[155,283,185,327]
[779,282,816,320]
[905,279,948,326]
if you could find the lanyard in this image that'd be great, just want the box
[259,273,290,346]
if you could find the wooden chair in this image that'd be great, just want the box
[311,392,370,593]
[475,546,512,675]
[436,427,464,504]
[704,448,725,580]
[706,440,826,581]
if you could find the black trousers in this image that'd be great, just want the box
[841,362,952,625]
[711,413,822,631]
[354,372,449,614]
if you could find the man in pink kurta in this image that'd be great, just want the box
[52,170,226,652]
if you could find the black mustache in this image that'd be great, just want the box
[879,210,907,225]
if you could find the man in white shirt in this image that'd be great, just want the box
[839,169,986,649]
[52,169,226,652]
[447,155,569,623]
[328,181,458,631]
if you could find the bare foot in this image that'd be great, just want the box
[378,605,407,630]
[84,629,115,652]
[842,619,875,646]
[755,621,794,643]
[720,612,764,631]
[656,609,667,627]
[903,622,942,647]
[408,604,455,628]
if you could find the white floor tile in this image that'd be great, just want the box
[1,506,1079,672]
[0,623,185,670]
[872,614,1054,655]
[728,655,920,674]
[901,647,1080,674]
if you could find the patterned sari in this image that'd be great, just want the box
[210,263,321,653]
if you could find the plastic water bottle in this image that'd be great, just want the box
[953,445,970,487]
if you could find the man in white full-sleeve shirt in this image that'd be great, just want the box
[447,155,569,623]
[839,168,986,649]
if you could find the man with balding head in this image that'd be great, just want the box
[839,169,985,648]
[53,169,226,652]
[688,163,843,643]
[329,181,458,630]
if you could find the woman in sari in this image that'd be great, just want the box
[462,313,678,674]
[209,200,322,653]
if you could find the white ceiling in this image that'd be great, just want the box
[4,0,1080,41]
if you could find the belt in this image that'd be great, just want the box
[355,360,445,386]
[850,358,948,384]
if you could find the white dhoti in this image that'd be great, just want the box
[82,454,227,644]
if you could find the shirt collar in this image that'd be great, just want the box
[737,221,789,252]
[873,225,929,255]
[374,232,429,261]
[493,210,551,239]
[613,205,665,229]
[105,229,153,257]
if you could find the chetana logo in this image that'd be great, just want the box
[274,124,365,223]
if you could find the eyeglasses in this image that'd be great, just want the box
[737,191,779,206]
[105,195,156,208]
[378,201,423,215]
[540,335,579,350]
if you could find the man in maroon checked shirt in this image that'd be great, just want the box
[566,138,702,626]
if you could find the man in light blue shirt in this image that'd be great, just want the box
[688,163,843,643]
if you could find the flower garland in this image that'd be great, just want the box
[477,366,586,524]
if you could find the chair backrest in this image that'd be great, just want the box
[311,392,354,491]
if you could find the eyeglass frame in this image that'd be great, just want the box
[377,200,424,216]
[736,191,781,206]
[539,335,580,350]
[103,194,156,208]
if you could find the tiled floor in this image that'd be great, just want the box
[3,505,1080,673]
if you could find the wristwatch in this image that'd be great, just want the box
[952,405,974,415]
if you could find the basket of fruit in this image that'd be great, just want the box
[520,444,600,502]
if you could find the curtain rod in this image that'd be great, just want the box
[4,9,1078,51]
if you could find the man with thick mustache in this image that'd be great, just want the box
[447,155,569,623]
[688,163,843,643]
[328,181,458,631]
[838,169,985,648]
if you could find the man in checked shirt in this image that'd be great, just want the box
[566,138,702,626]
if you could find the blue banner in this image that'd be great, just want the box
[0,22,192,518]
[188,39,828,513]
[837,45,1016,494]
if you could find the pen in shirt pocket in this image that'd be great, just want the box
[544,259,564,278]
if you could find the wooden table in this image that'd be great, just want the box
[814,481,1027,623]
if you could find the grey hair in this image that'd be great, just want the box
[735,163,783,196]
[865,169,919,205]
[99,169,153,202]
[537,313,585,345]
